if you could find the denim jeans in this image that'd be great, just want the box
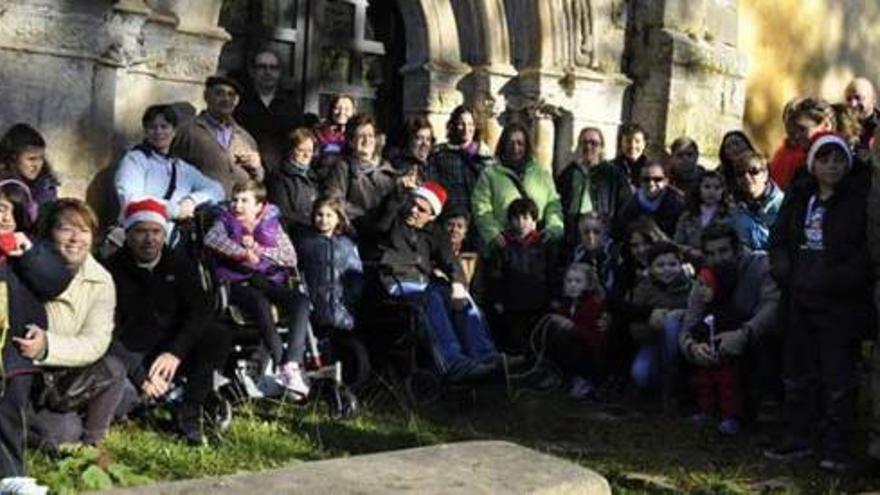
[631,315,683,389]
[388,281,497,372]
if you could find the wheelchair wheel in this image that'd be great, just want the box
[404,369,442,406]
[325,383,359,420]
[204,389,233,433]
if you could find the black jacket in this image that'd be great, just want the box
[769,162,873,311]
[612,189,686,240]
[233,89,300,170]
[104,247,216,385]
[265,161,319,240]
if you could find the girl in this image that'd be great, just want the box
[673,170,731,263]
[717,130,757,197]
[570,212,614,293]
[297,197,363,333]
[315,94,355,157]
[204,180,311,398]
[0,123,59,207]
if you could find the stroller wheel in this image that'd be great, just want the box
[404,369,441,406]
[204,390,233,433]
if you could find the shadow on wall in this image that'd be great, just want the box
[740,0,880,154]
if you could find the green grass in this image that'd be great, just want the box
[27,383,880,494]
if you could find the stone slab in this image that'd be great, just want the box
[99,440,610,495]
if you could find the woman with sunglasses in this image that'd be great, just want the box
[556,127,631,256]
[729,150,784,251]
[611,159,685,241]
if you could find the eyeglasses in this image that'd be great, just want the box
[581,140,602,147]
[735,167,765,178]
[642,176,666,184]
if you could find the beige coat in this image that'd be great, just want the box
[38,255,115,367]
[170,111,264,196]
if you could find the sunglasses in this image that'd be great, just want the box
[642,176,666,183]
[581,140,602,147]
[735,167,765,178]
[254,63,280,71]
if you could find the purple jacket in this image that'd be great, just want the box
[204,203,298,286]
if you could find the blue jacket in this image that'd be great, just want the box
[730,182,784,251]
[297,232,363,330]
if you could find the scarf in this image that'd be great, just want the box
[636,188,664,213]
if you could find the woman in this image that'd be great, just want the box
[0,123,59,207]
[315,94,355,157]
[426,105,495,220]
[26,199,124,449]
[322,113,396,230]
[717,130,758,197]
[729,151,784,251]
[556,126,631,253]
[471,122,564,249]
[266,127,321,241]
[0,180,72,478]
[115,105,225,237]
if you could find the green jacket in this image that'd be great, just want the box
[471,158,564,244]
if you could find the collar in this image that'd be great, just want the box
[201,111,235,130]
[135,254,162,271]
[78,254,108,283]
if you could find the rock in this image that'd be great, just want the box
[99,440,610,495]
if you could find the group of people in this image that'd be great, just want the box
[1,45,880,488]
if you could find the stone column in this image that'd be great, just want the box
[400,62,470,143]
[625,0,746,163]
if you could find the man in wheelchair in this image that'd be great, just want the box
[104,198,231,445]
[374,182,508,382]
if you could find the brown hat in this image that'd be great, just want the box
[205,75,243,95]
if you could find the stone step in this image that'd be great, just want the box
[99,440,610,494]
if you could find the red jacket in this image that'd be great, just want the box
[769,142,806,191]
[559,293,606,351]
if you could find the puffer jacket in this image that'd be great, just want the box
[471,158,564,245]
[730,181,784,251]
[490,230,557,312]
[297,232,363,331]
[630,271,693,342]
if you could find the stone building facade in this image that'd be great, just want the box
[0,0,745,212]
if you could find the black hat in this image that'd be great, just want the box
[205,75,243,95]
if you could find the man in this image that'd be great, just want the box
[375,182,503,381]
[612,159,685,240]
[171,75,263,195]
[104,198,231,445]
[862,124,880,475]
[678,223,780,422]
[234,49,299,169]
[845,77,880,152]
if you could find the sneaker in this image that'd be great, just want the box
[691,413,711,426]
[764,443,813,461]
[717,418,739,436]
[256,373,284,398]
[819,457,852,475]
[568,377,594,400]
[280,362,310,398]
[0,477,48,495]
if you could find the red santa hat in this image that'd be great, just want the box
[806,131,852,173]
[123,198,169,232]
[413,181,447,215]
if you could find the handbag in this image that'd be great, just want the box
[37,358,119,412]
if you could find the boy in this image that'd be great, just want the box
[490,197,557,352]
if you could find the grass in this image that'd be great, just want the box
[27,381,880,494]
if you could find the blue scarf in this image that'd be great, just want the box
[636,188,664,213]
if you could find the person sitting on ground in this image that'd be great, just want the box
[115,105,225,238]
[472,122,564,250]
[612,122,648,186]
[538,263,609,401]
[673,170,732,265]
[204,180,311,398]
[374,181,507,381]
[323,113,397,232]
[667,136,706,196]
[612,159,685,240]
[768,97,834,190]
[765,133,871,474]
[556,126,631,255]
[170,75,263,196]
[25,199,125,450]
[569,212,614,293]
[629,242,693,407]
[105,198,231,445]
[729,151,784,251]
[488,197,558,353]
[266,127,321,242]
[678,222,780,428]
[0,180,72,481]
[0,123,59,207]
[314,94,355,157]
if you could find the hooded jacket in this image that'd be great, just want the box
[297,232,363,331]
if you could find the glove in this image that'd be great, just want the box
[717,328,748,357]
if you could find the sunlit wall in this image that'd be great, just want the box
[739,0,880,155]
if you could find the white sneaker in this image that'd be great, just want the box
[568,376,594,400]
[280,362,310,398]
[0,477,49,495]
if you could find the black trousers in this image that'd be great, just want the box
[229,284,309,368]
[0,373,31,477]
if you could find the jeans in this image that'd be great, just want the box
[388,281,497,372]
[631,315,683,389]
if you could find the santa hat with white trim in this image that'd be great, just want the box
[413,181,448,216]
[806,131,853,173]
[122,197,169,232]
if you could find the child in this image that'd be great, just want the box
[490,197,557,352]
[630,242,693,402]
[570,212,614,292]
[0,123,59,207]
[297,196,363,333]
[204,180,311,398]
[673,170,731,264]
[683,267,743,435]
